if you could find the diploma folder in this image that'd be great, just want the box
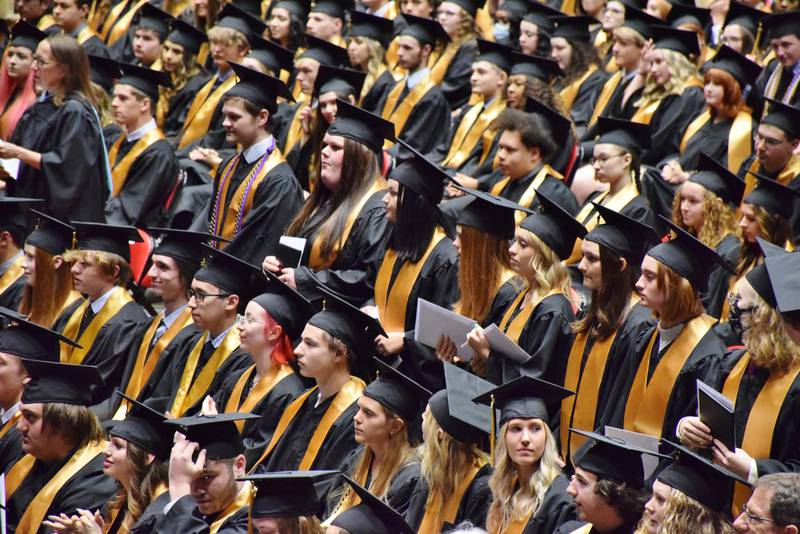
[696,379,736,451]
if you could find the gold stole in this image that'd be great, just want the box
[283,98,309,157]
[177,75,237,149]
[307,179,385,270]
[107,128,166,196]
[622,314,716,436]
[679,109,753,175]
[559,65,598,114]
[490,164,564,225]
[101,0,148,45]
[722,353,800,515]
[498,288,563,343]
[75,25,98,44]
[631,99,661,125]
[503,512,535,534]
[0,411,21,440]
[249,377,366,473]
[442,97,506,170]
[428,41,462,85]
[170,329,241,417]
[209,481,253,534]
[588,70,623,128]
[6,440,107,533]
[374,229,447,332]
[163,0,189,16]
[113,307,194,420]
[36,14,56,30]
[224,364,294,431]
[744,155,800,199]
[417,461,486,534]
[380,76,437,149]
[60,287,133,364]
[0,255,23,296]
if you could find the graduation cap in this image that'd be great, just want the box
[703,45,762,89]
[389,141,448,204]
[473,375,573,428]
[399,14,451,46]
[239,470,338,518]
[331,475,415,534]
[476,39,515,73]
[509,51,562,82]
[216,3,267,41]
[723,2,765,40]
[10,20,46,50]
[666,3,710,29]
[117,62,173,102]
[450,185,528,238]
[761,99,800,141]
[687,152,745,208]
[72,221,143,263]
[646,215,730,291]
[658,441,748,519]
[551,15,595,43]
[620,6,661,40]
[0,307,80,362]
[89,54,121,94]
[251,270,316,339]
[0,197,43,235]
[150,227,227,271]
[270,0,310,21]
[520,189,587,260]
[363,358,432,422]
[26,210,75,255]
[231,0,264,17]
[314,65,367,99]
[584,203,658,265]
[744,238,786,308]
[522,2,562,32]
[428,362,495,444]
[444,0,482,17]
[194,244,263,300]
[326,98,396,154]
[309,0,354,19]
[166,18,208,56]
[21,359,103,406]
[595,117,651,155]
[744,171,800,220]
[349,9,395,48]
[109,391,173,460]
[765,247,800,318]
[761,10,800,41]
[133,3,174,38]
[165,413,260,460]
[225,62,294,114]
[652,24,700,57]
[299,34,350,66]
[247,35,295,76]
[571,428,668,487]
[525,96,572,147]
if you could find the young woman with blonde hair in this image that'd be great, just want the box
[432,0,480,110]
[347,11,395,114]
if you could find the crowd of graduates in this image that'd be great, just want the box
[0,0,800,530]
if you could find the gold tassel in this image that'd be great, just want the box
[71,231,77,250]
[490,394,496,466]
[247,483,257,534]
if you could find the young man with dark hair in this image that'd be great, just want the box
[53,0,109,57]
[305,0,352,46]
[15,0,58,32]
[105,2,172,65]
[757,12,800,109]
[0,198,43,312]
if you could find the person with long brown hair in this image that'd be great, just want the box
[0,22,42,141]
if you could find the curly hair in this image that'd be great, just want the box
[452,5,479,43]
[658,488,736,534]
[704,68,744,120]
[745,292,800,373]
[106,440,169,532]
[671,185,738,249]
[517,229,573,301]
[735,204,792,277]
[561,40,602,85]
[526,76,564,112]
[651,259,705,325]
[594,478,649,525]
[636,49,698,108]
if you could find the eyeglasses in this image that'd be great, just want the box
[590,152,626,166]
[32,56,56,67]
[741,504,779,525]
[236,315,264,327]
[188,288,230,303]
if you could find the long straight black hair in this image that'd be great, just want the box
[389,183,440,262]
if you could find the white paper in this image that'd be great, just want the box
[414,299,477,361]
[483,324,532,364]
[0,158,19,180]
[604,426,661,480]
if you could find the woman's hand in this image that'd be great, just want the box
[661,160,689,184]
[466,326,490,376]
[278,267,296,289]
[262,255,283,274]
[711,439,754,480]
[677,416,713,448]
[0,140,20,159]
[639,39,655,77]
[435,335,458,363]
[200,395,218,416]
[44,509,104,534]
[375,332,405,356]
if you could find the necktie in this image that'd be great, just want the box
[78,305,96,337]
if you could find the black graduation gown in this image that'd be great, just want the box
[677,113,743,172]
[52,298,85,333]
[5,451,118,534]
[108,26,136,64]
[147,494,249,533]
[0,423,23,474]
[521,474,578,534]
[478,167,580,215]
[0,272,24,312]
[104,131,180,227]
[129,492,172,534]
[211,367,306,469]
[555,520,638,534]
[428,101,502,179]
[163,74,213,139]
[567,69,609,136]
[404,462,493,531]
[703,233,740,319]
[360,70,397,114]
[135,326,205,402]
[640,87,706,167]
[439,40,479,111]
[752,60,800,117]
[7,94,108,222]
[385,82,452,156]
[580,73,643,146]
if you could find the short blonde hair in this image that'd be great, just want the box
[207,26,249,51]
[62,249,131,285]
[518,228,572,300]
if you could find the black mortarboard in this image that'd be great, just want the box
[652,24,700,56]
[688,152,746,207]
[744,238,786,307]
[10,20,46,50]
[445,0,482,17]
[240,471,338,517]
[667,3,710,29]
[21,359,103,405]
[271,0,310,20]
[247,35,295,75]
[89,54,121,93]
[762,10,800,40]
[216,3,267,40]
[620,6,660,40]
[647,215,729,290]
[0,307,80,362]
[225,62,293,114]
[765,248,800,316]
[232,0,264,17]
[331,476,415,534]
[314,65,367,99]
[451,185,527,238]
[476,39,515,73]
[389,141,448,204]
[744,171,800,220]
[72,221,143,263]
[724,2,765,37]
[703,45,762,89]
[584,203,658,264]
[166,18,208,56]
[299,34,350,65]
[551,15,595,43]
[309,0,354,19]
[326,99,395,154]
[0,197,43,234]
[364,359,432,421]
[194,244,262,299]
[499,0,530,19]
[658,441,748,518]
[510,51,562,81]
[520,189,587,260]
[109,391,173,460]
[595,117,651,155]
[26,210,74,255]
[571,428,668,487]
[522,2,562,32]
[473,375,573,427]
[429,363,495,444]
[399,14,450,46]
[525,96,571,147]
[118,62,173,102]
[349,10,394,48]
[166,413,260,460]
[150,228,226,270]
[761,99,800,140]
[134,3,173,37]
[251,270,316,339]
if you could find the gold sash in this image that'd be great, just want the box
[559,65,598,114]
[374,229,447,332]
[442,98,506,170]
[623,314,716,436]
[631,99,661,125]
[744,155,800,199]
[101,0,148,45]
[381,76,437,149]
[0,411,21,440]
[503,511,535,534]
[8,441,107,533]
[679,109,753,175]
[490,164,564,224]
[428,41,462,85]
[60,287,134,364]
[498,288,563,343]
[107,128,166,196]
[722,353,800,515]
[249,377,365,473]
[417,462,486,534]
[170,329,241,417]
[75,25,98,44]
[224,363,294,431]
[282,100,308,157]
[177,74,237,149]
[209,481,252,534]
[0,255,23,296]
[588,70,623,128]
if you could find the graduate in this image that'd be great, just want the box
[53,0,109,58]
[0,22,46,141]
[718,2,764,58]
[347,10,396,114]
[241,34,294,76]
[429,0,480,110]
[305,0,352,47]
[0,198,42,312]
[239,471,333,533]
[329,475,415,533]
[757,12,800,109]
[100,0,153,50]
[125,4,173,68]
[266,0,308,51]
[5,360,117,534]
[105,62,179,227]
[517,2,560,56]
